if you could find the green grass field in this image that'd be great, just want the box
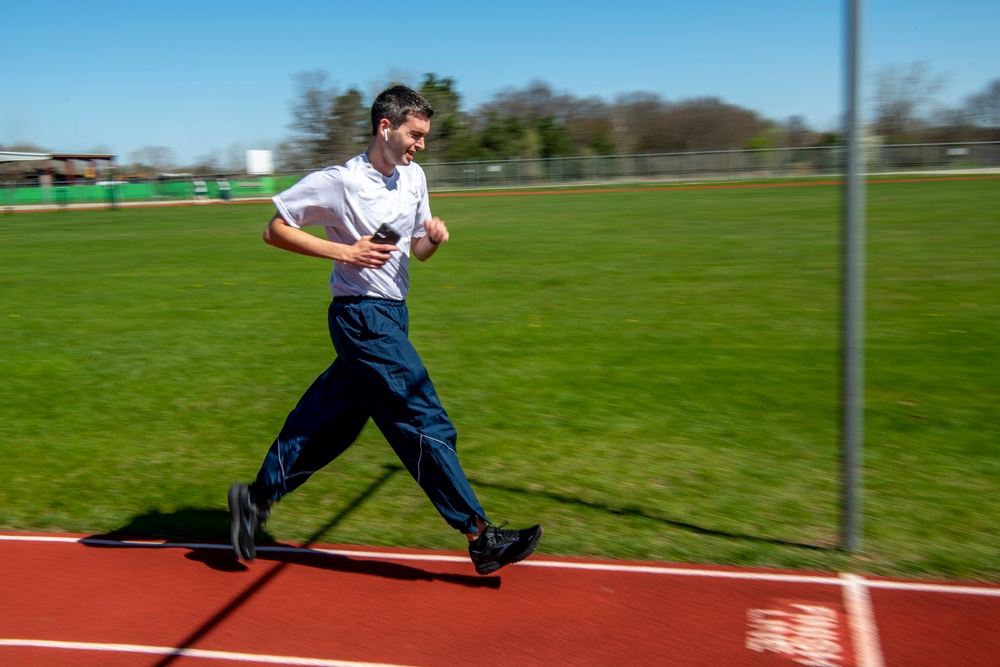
[1,177,997,581]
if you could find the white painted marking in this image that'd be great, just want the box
[746,603,845,666]
[0,638,416,667]
[863,579,1000,596]
[841,574,886,667]
[1,534,998,597]
[523,559,842,584]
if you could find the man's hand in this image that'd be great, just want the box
[424,216,449,245]
[412,217,449,261]
[349,236,398,269]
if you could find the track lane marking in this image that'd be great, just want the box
[841,574,886,667]
[0,639,416,667]
[2,534,998,596]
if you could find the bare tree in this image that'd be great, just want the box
[193,150,221,175]
[288,71,338,168]
[225,142,247,172]
[479,81,574,125]
[287,71,374,169]
[872,62,946,141]
[564,96,615,155]
[128,146,176,173]
[663,97,767,151]
[783,116,816,148]
[610,92,669,153]
[964,78,1000,128]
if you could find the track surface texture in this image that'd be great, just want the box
[2,533,999,666]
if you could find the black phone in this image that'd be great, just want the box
[370,223,400,245]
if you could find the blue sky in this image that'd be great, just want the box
[3,1,997,166]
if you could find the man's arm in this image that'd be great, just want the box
[263,214,396,269]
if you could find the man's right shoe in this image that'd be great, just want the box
[469,523,543,575]
[228,482,268,561]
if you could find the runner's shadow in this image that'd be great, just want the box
[83,465,494,587]
[471,478,835,552]
[84,507,273,573]
[82,529,494,587]
[254,548,497,588]
[85,507,261,543]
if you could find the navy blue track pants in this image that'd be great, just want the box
[254,297,488,534]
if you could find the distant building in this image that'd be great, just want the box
[0,151,117,183]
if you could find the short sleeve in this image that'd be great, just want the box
[272,169,345,228]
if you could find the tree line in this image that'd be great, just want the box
[277,64,1000,172]
[2,62,997,178]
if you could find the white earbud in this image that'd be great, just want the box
[383,129,389,141]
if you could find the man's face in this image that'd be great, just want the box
[385,113,429,166]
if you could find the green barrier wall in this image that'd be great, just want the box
[2,178,278,207]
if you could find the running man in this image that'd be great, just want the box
[228,85,542,575]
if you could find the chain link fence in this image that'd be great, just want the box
[419,141,1000,190]
[4,142,998,210]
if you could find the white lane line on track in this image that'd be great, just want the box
[841,573,887,667]
[0,639,415,666]
[2,534,999,596]
[863,580,1000,596]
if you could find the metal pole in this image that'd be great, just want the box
[842,0,866,552]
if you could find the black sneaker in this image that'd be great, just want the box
[469,524,543,575]
[228,482,269,561]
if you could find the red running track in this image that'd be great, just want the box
[1,533,998,666]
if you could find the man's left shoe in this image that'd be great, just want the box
[469,523,544,575]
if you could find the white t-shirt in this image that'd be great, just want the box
[272,153,431,300]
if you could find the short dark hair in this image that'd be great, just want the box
[370,85,434,136]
